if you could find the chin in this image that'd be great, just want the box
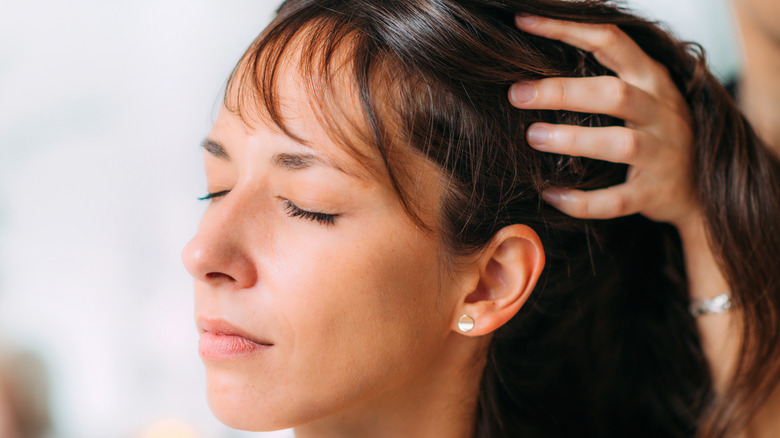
[204,368,288,432]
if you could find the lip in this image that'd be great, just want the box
[197,317,273,360]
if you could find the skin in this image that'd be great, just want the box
[182,53,544,437]
[510,15,779,437]
[733,1,780,434]
[732,0,780,156]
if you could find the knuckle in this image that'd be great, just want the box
[610,196,628,217]
[602,77,632,113]
[593,24,621,49]
[609,78,631,107]
[568,129,583,154]
[620,130,640,162]
[552,79,567,103]
[534,79,567,106]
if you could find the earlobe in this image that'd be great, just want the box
[457,314,476,333]
[454,224,545,336]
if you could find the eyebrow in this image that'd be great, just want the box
[201,138,360,178]
[201,139,230,160]
[273,152,320,170]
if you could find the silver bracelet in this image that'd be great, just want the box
[689,293,734,317]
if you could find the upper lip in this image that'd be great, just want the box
[197,317,273,346]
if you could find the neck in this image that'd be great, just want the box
[733,2,780,154]
[293,334,487,438]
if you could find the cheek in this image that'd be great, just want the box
[271,217,452,409]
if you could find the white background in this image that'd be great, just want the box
[0,1,737,437]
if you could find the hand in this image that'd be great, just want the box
[509,15,698,229]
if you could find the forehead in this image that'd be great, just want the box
[207,107,376,189]
[222,30,390,182]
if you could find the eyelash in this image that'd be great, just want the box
[198,190,230,201]
[282,199,338,226]
[198,191,338,226]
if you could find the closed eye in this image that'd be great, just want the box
[198,190,231,201]
[282,199,339,226]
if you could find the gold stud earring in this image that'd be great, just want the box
[458,314,475,333]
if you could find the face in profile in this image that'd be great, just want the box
[181,59,472,431]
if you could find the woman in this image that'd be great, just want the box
[181,0,780,437]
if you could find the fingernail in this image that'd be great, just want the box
[510,83,536,105]
[542,189,563,205]
[527,124,549,147]
[515,15,539,28]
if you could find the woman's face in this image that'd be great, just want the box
[182,69,468,430]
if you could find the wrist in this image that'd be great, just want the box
[673,210,731,300]
[689,293,735,316]
[672,208,706,244]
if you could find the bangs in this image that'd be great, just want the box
[224,9,434,229]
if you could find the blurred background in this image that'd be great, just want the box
[0,1,739,437]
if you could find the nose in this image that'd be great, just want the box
[181,198,259,289]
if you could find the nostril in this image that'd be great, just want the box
[205,272,238,283]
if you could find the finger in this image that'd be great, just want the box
[509,76,656,124]
[542,186,640,219]
[515,15,671,94]
[527,124,648,165]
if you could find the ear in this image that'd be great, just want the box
[452,224,544,336]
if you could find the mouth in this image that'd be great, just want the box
[197,318,273,360]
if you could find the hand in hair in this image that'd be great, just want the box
[508,15,698,230]
[507,12,744,411]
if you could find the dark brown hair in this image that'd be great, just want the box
[224,0,780,436]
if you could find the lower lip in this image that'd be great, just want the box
[198,332,271,360]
